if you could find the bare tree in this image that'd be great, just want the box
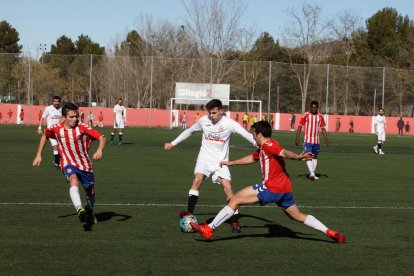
[282,3,331,113]
[182,0,255,88]
[329,10,363,114]
[182,0,250,58]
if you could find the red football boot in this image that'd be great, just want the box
[190,222,214,240]
[326,229,345,243]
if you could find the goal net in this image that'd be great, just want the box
[169,98,262,129]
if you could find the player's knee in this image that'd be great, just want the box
[68,176,79,187]
[227,196,239,209]
[192,178,203,188]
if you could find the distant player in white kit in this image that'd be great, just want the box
[37,96,62,168]
[373,108,388,155]
[164,99,257,232]
[111,98,126,145]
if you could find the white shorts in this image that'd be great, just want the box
[377,132,386,142]
[113,119,124,129]
[194,158,231,184]
[49,138,58,147]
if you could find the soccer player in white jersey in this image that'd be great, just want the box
[37,96,62,168]
[33,103,106,227]
[164,99,257,232]
[295,101,328,180]
[373,108,388,155]
[111,98,126,145]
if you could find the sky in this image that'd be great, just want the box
[1,0,413,56]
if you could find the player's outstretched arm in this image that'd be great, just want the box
[220,154,256,167]
[32,134,48,166]
[279,149,313,161]
[93,136,106,160]
[168,122,202,148]
[233,121,256,147]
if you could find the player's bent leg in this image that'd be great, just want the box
[179,173,205,217]
[220,178,234,200]
[283,205,345,243]
[220,178,242,232]
[283,204,307,222]
[227,186,259,210]
[67,175,85,223]
[192,187,259,239]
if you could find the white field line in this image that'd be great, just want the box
[0,202,413,210]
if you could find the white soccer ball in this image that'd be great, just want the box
[179,215,199,233]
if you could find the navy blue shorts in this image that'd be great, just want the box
[304,142,320,154]
[252,183,295,208]
[63,165,95,189]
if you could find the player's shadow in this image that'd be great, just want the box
[199,213,273,225]
[195,223,332,243]
[57,211,131,222]
[297,173,329,180]
[57,211,132,231]
[95,211,132,222]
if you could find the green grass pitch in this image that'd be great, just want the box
[0,125,413,274]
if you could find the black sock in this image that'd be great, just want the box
[119,134,123,142]
[188,195,198,214]
[228,214,239,224]
[54,154,60,164]
[378,143,382,150]
[110,133,114,142]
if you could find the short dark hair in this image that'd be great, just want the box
[251,121,272,138]
[118,98,122,101]
[206,99,223,110]
[53,96,61,101]
[62,103,79,116]
[310,100,319,107]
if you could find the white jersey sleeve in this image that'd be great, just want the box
[230,119,256,146]
[171,120,203,146]
[42,108,49,119]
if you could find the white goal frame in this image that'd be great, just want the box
[169,98,262,129]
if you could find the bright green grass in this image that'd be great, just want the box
[1,125,413,275]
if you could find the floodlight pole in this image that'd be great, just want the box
[325,64,330,131]
[150,55,153,128]
[267,61,271,120]
[89,54,93,113]
[382,67,385,109]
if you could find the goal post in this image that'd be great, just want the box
[169,98,262,129]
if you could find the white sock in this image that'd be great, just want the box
[69,186,82,211]
[312,159,318,173]
[304,215,328,233]
[53,150,59,155]
[209,206,235,230]
[189,189,199,196]
[306,160,315,176]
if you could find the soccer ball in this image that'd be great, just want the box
[179,215,199,233]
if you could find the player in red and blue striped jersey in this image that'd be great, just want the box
[33,103,106,226]
[295,101,328,180]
